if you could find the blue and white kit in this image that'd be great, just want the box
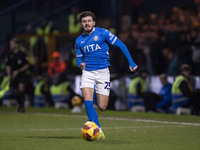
[75,27,137,71]
[75,27,137,95]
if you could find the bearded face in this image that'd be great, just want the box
[81,16,95,34]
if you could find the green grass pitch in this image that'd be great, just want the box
[0,107,200,150]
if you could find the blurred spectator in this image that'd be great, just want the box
[0,75,9,100]
[142,91,162,112]
[162,47,178,75]
[48,51,66,77]
[149,13,158,25]
[36,19,48,36]
[34,75,54,107]
[156,74,172,113]
[32,38,47,76]
[169,64,194,114]
[33,20,49,75]
[149,30,165,74]
[68,6,81,34]
[176,32,193,73]
[24,24,37,53]
[127,68,148,112]
[50,73,79,109]
[35,20,59,76]
[0,73,15,106]
[36,19,59,43]
[46,21,59,35]
[23,24,37,75]
[5,38,31,112]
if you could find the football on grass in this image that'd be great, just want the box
[81,121,100,141]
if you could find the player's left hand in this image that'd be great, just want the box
[129,65,138,72]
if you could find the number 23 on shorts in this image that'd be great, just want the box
[104,82,110,90]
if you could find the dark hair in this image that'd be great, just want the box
[159,73,167,81]
[181,64,191,72]
[79,11,96,22]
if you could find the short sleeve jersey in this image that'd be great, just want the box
[5,50,29,73]
[75,27,117,71]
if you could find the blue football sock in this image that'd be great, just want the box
[85,100,101,128]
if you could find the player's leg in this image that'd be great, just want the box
[82,87,101,128]
[95,68,110,139]
[95,93,109,139]
[93,88,109,111]
[95,68,110,111]
[80,70,101,129]
[96,94,109,111]
[82,87,94,101]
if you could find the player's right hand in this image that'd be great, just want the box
[80,62,86,70]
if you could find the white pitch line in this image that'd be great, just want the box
[100,116,200,126]
[0,125,186,133]
[33,113,200,127]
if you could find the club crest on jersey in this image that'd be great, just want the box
[94,36,98,41]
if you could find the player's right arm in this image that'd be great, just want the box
[75,39,85,70]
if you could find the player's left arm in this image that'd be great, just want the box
[104,29,138,71]
[113,39,138,71]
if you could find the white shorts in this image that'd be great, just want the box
[80,68,110,96]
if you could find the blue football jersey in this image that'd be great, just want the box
[75,27,117,71]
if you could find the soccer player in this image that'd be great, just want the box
[75,11,138,139]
